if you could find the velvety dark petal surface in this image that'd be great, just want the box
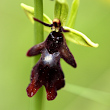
[46,86,57,100]
[26,31,76,100]
[26,63,43,97]
[55,69,65,90]
[45,31,63,54]
[26,79,42,97]
[26,48,65,100]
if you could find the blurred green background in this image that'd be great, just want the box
[0,0,110,110]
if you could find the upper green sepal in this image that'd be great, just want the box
[54,0,68,26]
[63,26,99,47]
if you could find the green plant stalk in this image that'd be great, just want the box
[30,0,44,110]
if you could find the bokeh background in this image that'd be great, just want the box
[0,0,110,110]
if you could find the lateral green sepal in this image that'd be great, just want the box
[21,3,52,24]
[63,26,99,47]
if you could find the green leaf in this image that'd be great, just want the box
[63,26,99,47]
[66,0,79,28]
[54,0,68,26]
[63,83,110,105]
[21,3,52,24]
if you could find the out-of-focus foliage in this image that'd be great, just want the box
[0,0,110,110]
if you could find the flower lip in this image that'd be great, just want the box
[26,29,77,100]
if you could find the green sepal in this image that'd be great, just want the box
[21,3,52,24]
[66,0,79,28]
[21,3,34,23]
[21,3,52,34]
[54,0,68,26]
[63,26,99,47]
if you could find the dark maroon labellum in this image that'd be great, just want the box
[26,18,77,100]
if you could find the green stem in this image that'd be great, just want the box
[30,0,44,110]
[34,0,43,44]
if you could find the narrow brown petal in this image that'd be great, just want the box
[27,42,45,56]
[60,38,77,68]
